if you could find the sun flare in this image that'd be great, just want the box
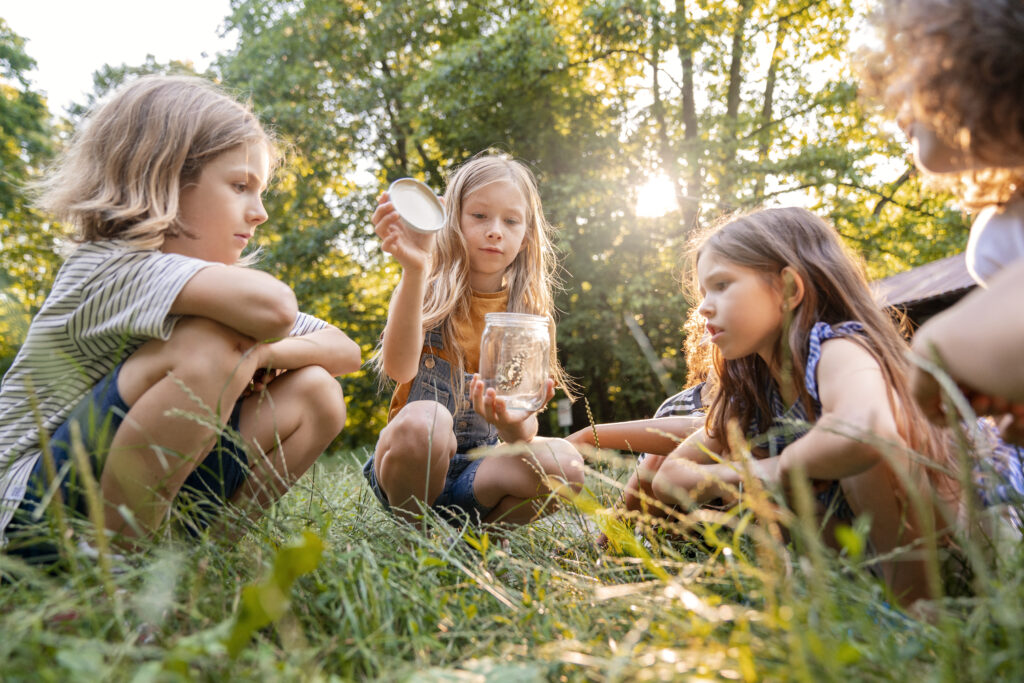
[635,174,679,218]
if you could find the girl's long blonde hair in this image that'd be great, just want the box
[860,0,1024,208]
[422,152,573,403]
[35,75,276,249]
[692,207,958,505]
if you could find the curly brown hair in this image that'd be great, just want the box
[861,0,1024,207]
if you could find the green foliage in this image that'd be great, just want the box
[0,18,59,376]
[225,531,325,657]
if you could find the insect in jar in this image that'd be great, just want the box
[497,350,528,392]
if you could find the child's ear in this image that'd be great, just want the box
[780,266,805,311]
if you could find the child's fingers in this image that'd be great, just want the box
[542,378,555,403]
[380,233,400,257]
[989,395,1012,415]
[970,392,993,415]
[963,387,1023,418]
[373,209,403,240]
[469,374,490,418]
[371,199,394,228]
[491,393,511,422]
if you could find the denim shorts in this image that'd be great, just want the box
[6,362,249,564]
[363,337,499,525]
[363,450,494,525]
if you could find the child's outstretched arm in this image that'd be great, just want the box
[373,193,436,383]
[777,337,902,481]
[911,259,1024,416]
[171,265,298,341]
[567,416,704,455]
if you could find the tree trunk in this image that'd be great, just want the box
[673,0,701,233]
[717,0,754,210]
[754,21,786,201]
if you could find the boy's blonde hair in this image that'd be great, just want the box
[862,0,1024,207]
[35,75,276,249]
[422,151,574,403]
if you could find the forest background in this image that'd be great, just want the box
[0,0,968,447]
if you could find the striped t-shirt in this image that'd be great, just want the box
[0,240,326,544]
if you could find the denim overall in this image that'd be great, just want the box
[363,329,499,523]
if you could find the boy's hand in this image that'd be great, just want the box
[967,390,1024,445]
[244,367,283,397]
[910,357,1024,441]
[470,374,554,442]
[373,192,435,274]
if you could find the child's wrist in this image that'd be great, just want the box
[401,262,428,279]
[498,423,530,444]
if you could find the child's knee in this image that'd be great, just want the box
[293,366,347,435]
[168,318,261,385]
[650,469,672,505]
[119,317,257,406]
[390,402,454,448]
[378,403,454,468]
[542,438,586,490]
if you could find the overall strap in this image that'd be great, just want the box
[423,328,444,352]
[804,321,866,406]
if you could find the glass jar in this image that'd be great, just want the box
[478,312,550,412]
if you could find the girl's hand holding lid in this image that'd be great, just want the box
[373,192,436,275]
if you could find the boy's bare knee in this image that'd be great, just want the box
[167,318,261,390]
[170,317,254,365]
[294,366,347,435]
[119,317,257,406]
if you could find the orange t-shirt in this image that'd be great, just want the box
[388,289,509,421]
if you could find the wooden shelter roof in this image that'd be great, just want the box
[872,252,977,309]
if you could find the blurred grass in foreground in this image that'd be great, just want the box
[2,446,1023,682]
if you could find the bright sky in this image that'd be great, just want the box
[3,1,237,115]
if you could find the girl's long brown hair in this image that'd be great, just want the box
[692,207,958,505]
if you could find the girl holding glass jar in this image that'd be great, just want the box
[362,152,583,527]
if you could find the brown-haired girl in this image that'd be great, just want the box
[650,207,959,605]
[363,152,583,526]
[0,75,361,563]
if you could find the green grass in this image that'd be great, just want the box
[2,448,1024,682]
